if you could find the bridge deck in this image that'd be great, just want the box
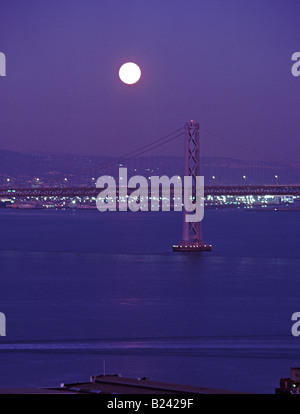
[0,185,300,198]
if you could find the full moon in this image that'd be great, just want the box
[119,62,141,85]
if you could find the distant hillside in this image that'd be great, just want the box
[0,150,111,176]
[0,150,298,185]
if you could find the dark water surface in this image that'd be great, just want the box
[0,208,299,393]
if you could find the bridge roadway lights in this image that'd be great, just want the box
[0,186,300,198]
[173,242,212,252]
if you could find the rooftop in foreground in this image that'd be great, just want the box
[0,374,249,394]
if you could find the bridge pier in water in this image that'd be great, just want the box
[173,121,212,252]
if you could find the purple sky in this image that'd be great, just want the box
[0,0,300,162]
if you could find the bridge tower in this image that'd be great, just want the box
[173,121,212,252]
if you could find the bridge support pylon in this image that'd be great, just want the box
[173,121,212,252]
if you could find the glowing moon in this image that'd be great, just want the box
[119,62,141,85]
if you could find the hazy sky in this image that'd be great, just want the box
[0,0,300,162]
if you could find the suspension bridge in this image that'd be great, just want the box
[0,121,299,198]
[0,121,299,251]
[1,184,299,199]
